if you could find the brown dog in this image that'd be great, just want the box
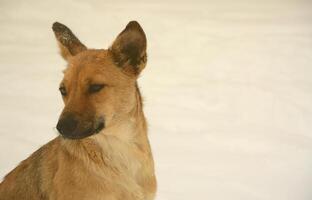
[0,21,157,200]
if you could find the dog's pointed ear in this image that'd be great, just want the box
[109,21,147,76]
[52,22,87,60]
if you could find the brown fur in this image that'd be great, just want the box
[0,21,157,200]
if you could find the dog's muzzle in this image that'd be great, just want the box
[56,113,105,139]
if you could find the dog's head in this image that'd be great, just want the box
[52,21,147,139]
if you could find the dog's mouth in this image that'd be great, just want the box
[94,121,105,133]
[57,116,105,140]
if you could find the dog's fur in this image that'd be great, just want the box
[0,21,157,200]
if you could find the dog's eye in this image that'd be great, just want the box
[89,84,105,94]
[59,86,67,96]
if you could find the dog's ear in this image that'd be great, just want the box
[109,21,147,76]
[52,22,87,60]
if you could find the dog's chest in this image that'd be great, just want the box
[86,138,147,200]
[54,138,147,200]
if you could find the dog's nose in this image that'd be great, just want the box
[56,114,78,136]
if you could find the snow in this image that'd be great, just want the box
[0,0,312,199]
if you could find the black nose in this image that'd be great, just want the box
[56,114,78,136]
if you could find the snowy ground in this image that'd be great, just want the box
[0,0,312,199]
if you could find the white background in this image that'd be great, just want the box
[0,0,311,199]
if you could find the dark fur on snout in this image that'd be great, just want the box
[56,113,105,139]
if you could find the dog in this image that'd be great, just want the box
[0,21,157,200]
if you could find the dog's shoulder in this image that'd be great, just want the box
[0,137,61,200]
